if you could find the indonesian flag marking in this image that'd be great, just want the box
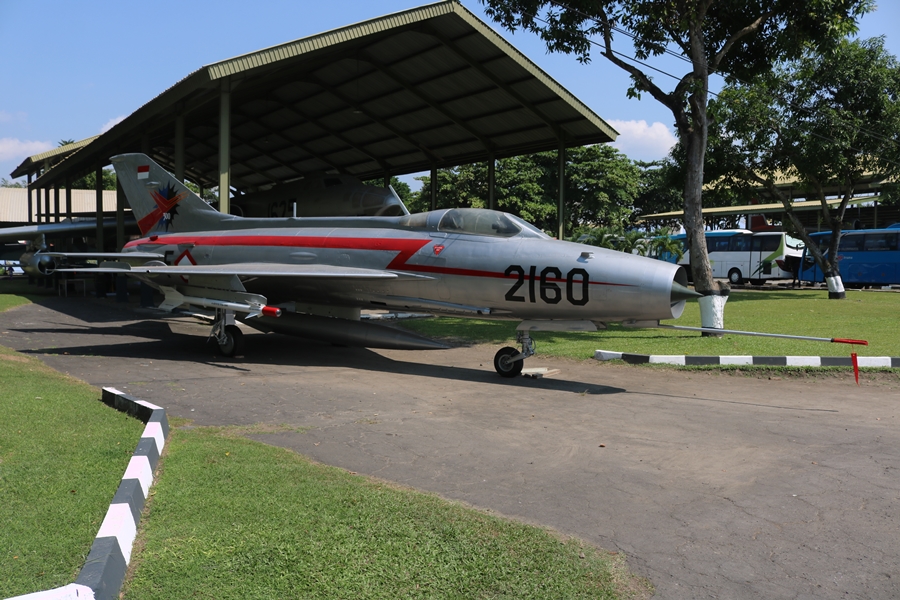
[137,165,150,180]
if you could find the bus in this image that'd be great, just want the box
[657,230,805,285]
[798,228,900,287]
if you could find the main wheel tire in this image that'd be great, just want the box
[494,346,524,378]
[218,324,244,357]
[728,268,743,285]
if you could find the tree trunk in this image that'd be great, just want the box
[681,111,728,334]
[752,172,846,299]
[682,127,716,294]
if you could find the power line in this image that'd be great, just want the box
[533,0,900,153]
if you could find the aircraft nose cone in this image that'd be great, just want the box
[671,281,702,303]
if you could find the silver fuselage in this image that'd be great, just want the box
[120,209,688,323]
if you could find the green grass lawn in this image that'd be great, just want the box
[0,284,649,599]
[399,288,900,359]
[0,345,144,597]
[123,427,647,599]
[0,278,52,312]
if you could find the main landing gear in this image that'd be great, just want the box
[493,330,534,378]
[210,308,244,357]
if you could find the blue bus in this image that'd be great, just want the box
[657,230,804,285]
[798,228,900,286]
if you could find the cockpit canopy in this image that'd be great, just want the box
[399,208,549,239]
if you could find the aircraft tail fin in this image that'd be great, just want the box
[111,153,233,235]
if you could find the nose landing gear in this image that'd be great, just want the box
[493,330,534,377]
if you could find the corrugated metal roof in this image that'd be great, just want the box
[29,1,617,192]
[0,188,118,223]
[11,136,100,178]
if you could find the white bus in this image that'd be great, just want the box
[660,230,805,285]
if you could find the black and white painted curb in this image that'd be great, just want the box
[595,350,900,368]
[8,388,168,600]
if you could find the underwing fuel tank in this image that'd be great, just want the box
[241,312,448,350]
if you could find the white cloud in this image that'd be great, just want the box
[100,115,127,133]
[0,138,54,163]
[607,119,677,161]
[0,110,27,124]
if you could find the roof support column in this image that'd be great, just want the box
[218,78,231,215]
[65,178,72,222]
[95,165,104,252]
[430,165,437,211]
[174,107,185,182]
[54,184,60,223]
[43,161,50,223]
[488,154,495,211]
[27,174,33,224]
[35,187,42,222]
[557,141,565,240]
[383,173,390,188]
[116,178,126,251]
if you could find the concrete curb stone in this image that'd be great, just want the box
[595,350,900,368]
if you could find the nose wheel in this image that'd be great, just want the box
[493,331,534,377]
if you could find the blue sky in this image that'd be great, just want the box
[1,0,898,189]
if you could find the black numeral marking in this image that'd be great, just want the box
[566,268,589,306]
[540,267,562,304]
[504,265,526,302]
[504,265,590,305]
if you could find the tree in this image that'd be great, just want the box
[71,168,117,191]
[711,37,900,298]
[389,178,413,207]
[480,0,872,300]
[1,177,26,188]
[407,154,552,227]
[184,181,219,204]
[646,226,686,263]
[410,146,640,234]
[362,176,414,208]
[555,145,640,230]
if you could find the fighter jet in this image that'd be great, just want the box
[3,171,404,279]
[231,173,408,218]
[30,153,695,376]
[0,217,133,277]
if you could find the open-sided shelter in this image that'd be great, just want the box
[14,0,617,248]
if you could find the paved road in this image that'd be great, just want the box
[1,295,898,599]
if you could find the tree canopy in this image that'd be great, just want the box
[479,0,873,295]
[710,36,900,286]
[71,168,117,191]
[409,145,640,234]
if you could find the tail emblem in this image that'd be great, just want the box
[137,183,189,234]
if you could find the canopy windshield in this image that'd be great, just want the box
[438,208,520,237]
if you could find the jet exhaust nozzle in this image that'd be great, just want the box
[20,252,56,277]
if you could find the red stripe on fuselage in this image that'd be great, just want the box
[124,234,634,287]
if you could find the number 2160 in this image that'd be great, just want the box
[503,265,589,306]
